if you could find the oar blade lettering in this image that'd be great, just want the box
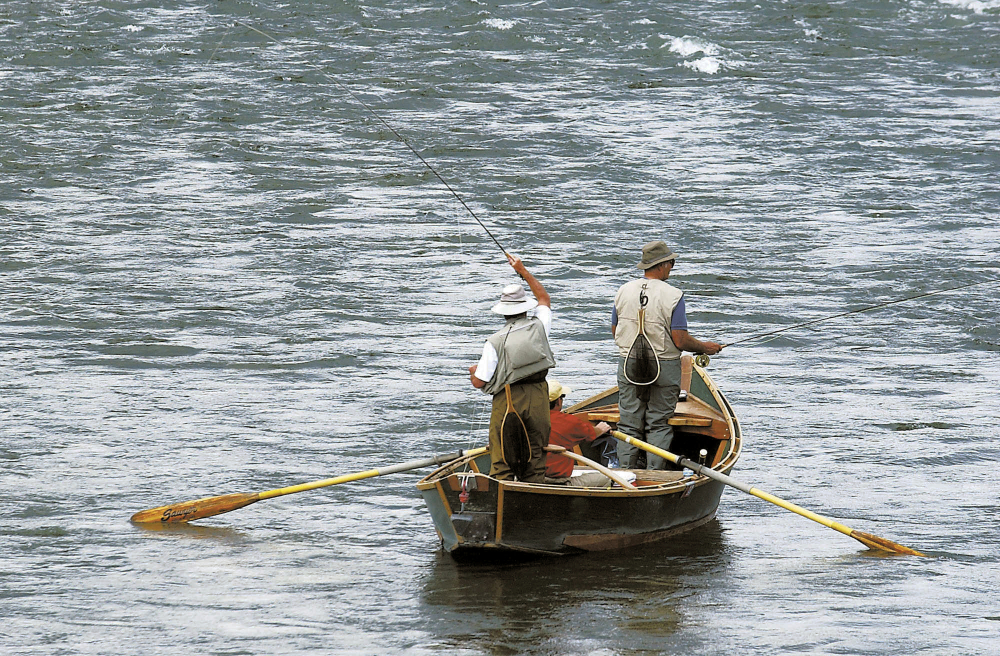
[130,492,260,524]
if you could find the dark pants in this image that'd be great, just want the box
[488,381,549,482]
[616,357,681,470]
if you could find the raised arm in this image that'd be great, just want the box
[508,254,550,308]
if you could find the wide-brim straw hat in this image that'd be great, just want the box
[491,283,539,315]
[637,240,679,270]
[547,379,573,403]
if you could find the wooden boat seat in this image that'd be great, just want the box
[585,411,712,427]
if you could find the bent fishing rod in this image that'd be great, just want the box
[719,277,1000,350]
[234,21,509,258]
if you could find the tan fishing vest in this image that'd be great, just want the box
[482,316,556,396]
[614,278,683,360]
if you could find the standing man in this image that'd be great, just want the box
[469,254,555,482]
[612,241,722,469]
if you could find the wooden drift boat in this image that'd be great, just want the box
[417,355,742,557]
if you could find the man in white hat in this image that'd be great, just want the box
[612,240,722,469]
[469,254,554,482]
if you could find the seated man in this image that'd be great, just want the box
[544,379,614,487]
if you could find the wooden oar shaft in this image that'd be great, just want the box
[544,445,637,490]
[131,446,488,525]
[610,431,925,556]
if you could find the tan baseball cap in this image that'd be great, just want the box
[547,379,573,403]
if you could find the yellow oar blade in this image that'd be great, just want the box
[131,492,260,524]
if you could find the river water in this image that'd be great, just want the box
[2,1,999,654]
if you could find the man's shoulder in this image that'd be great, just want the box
[616,277,681,297]
[615,278,645,300]
[617,278,643,291]
[640,278,681,298]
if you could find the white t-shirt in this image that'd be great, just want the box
[473,305,552,383]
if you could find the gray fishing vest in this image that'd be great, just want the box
[481,316,556,396]
[614,278,684,360]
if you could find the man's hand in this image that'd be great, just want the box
[595,421,611,435]
[671,330,723,356]
[507,253,527,278]
[701,342,723,355]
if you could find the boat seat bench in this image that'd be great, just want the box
[585,411,712,427]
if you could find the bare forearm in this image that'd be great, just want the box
[508,254,550,308]
[468,365,487,389]
[520,269,550,308]
[671,330,722,355]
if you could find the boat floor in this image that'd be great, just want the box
[625,469,687,484]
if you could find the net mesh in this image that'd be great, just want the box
[500,411,531,480]
[625,334,658,385]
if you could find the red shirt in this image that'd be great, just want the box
[545,410,598,478]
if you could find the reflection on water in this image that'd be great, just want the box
[421,521,729,653]
[130,520,250,543]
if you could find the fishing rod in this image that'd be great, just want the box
[233,21,510,258]
[720,277,1000,349]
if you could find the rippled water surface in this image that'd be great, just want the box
[2,1,999,654]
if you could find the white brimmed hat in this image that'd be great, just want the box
[491,283,538,315]
[547,379,573,403]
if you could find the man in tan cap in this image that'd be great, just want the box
[469,254,554,482]
[544,379,613,487]
[612,240,722,469]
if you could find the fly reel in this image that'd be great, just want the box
[694,354,711,368]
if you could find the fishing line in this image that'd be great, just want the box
[722,277,1000,349]
[217,21,516,455]
[160,22,233,140]
[232,20,510,257]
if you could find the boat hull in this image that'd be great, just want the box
[422,471,729,556]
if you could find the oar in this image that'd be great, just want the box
[543,445,637,490]
[610,431,925,556]
[130,446,488,525]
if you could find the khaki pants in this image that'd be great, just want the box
[488,381,549,482]
[616,357,681,470]
[545,471,612,488]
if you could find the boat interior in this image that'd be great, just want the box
[428,355,740,491]
[562,354,738,488]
